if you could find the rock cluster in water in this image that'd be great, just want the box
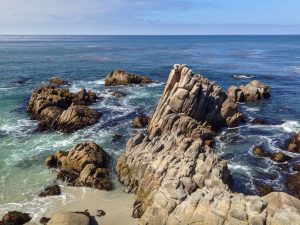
[27,86,100,132]
[104,69,152,86]
[45,142,112,190]
[227,80,270,102]
[116,64,300,225]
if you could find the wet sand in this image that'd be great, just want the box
[26,185,138,225]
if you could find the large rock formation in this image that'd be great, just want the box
[116,65,300,225]
[104,69,152,86]
[227,80,270,102]
[45,142,112,190]
[27,86,100,132]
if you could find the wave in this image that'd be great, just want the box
[233,74,253,80]
[281,120,300,133]
[0,119,38,137]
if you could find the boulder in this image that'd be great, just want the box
[45,142,112,190]
[27,86,99,132]
[49,77,68,86]
[38,184,61,197]
[47,212,90,225]
[227,80,270,103]
[104,69,152,86]
[56,105,101,133]
[133,114,150,128]
[0,211,31,225]
[116,65,300,225]
[285,132,300,153]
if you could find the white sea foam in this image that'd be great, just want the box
[293,66,300,74]
[281,120,300,132]
[233,74,253,79]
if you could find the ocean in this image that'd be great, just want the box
[0,35,299,217]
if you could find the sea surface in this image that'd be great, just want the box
[0,35,299,217]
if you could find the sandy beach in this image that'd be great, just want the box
[25,185,138,225]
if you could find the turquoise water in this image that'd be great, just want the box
[0,35,300,211]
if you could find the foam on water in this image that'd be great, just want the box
[281,120,300,132]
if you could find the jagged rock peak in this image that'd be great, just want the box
[148,64,243,136]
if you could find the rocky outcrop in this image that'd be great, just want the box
[45,142,112,190]
[0,211,31,225]
[116,65,300,225]
[27,86,100,132]
[49,77,68,86]
[47,212,90,225]
[104,69,152,86]
[285,132,300,153]
[227,80,270,102]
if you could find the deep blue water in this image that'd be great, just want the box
[0,35,299,211]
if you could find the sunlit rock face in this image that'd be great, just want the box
[116,65,300,225]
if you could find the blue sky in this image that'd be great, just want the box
[0,0,299,34]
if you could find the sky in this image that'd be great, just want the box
[0,0,299,35]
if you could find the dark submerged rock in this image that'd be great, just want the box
[45,142,112,190]
[112,133,122,142]
[111,91,125,98]
[38,184,61,197]
[104,69,152,86]
[0,211,31,225]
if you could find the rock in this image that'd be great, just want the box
[285,132,300,153]
[252,146,272,158]
[252,146,291,163]
[40,217,50,225]
[49,77,68,86]
[96,210,106,217]
[0,211,31,225]
[27,86,99,132]
[56,105,101,133]
[111,91,125,98]
[250,118,267,125]
[72,89,97,106]
[45,142,112,190]
[112,133,122,142]
[38,184,61,197]
[104,69,152,86]
[227,80,270,103]
[286,173,300,199]
[47,212,90,225]
[116,64,300,225]
[133,114,150,128]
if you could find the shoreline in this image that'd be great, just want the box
[0,183,138,225]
